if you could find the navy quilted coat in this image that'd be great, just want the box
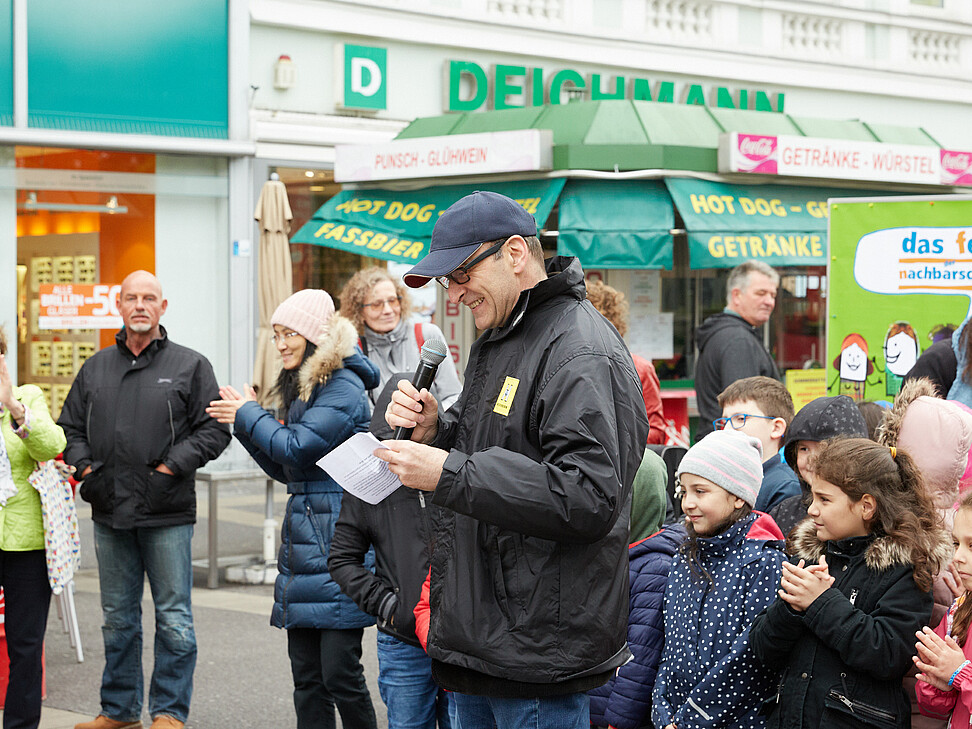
[234,316,379,629]
[652,513,786,729]
[589,524,686,729]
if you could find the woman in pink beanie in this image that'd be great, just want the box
[207,289,381,729]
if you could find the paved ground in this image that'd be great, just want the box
[1,459,386,729]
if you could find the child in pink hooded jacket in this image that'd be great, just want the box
[880,378,972,729]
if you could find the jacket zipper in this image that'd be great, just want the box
[281,497,295,624]
[166,400,175,447]
[829,673,897,724]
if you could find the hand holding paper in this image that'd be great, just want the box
[374,440,449,492]
[316,432,402,504]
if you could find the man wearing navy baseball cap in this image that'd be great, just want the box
[377,191,648,729]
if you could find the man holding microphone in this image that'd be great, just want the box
[376,191,647,729]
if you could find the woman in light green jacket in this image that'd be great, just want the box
[0,327,67,729]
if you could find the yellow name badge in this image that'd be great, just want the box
[493,376,520,417]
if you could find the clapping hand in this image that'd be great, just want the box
[778,556,834,612]
[206,384,257,424]
[914,626,968,691]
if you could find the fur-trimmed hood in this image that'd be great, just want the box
[878,376,972,509]
[297,315,379,401]
[788,518,951,574]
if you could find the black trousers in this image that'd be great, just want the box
[287,627,377,729]
[0,549,52,729]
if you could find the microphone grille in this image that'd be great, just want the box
[420,336,448,367]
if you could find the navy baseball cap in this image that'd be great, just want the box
[403,191,538,288]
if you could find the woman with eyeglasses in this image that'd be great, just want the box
[206,289,380,729]
[339,267,462,413]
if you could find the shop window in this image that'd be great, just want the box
[15,147,155,417]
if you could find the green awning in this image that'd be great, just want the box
[665,178,894,269]
[557,180,674,269]
[291,179,566,265]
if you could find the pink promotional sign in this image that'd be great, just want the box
[734,134,778,174]
[941,150,972,187]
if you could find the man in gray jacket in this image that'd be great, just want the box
[59,270,230,729]
[694,260,781,441]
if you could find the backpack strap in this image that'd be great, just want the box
[358,336,369,359]
[414,322,425,351]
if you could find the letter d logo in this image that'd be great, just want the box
[337,44,387,111]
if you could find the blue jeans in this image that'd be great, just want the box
[93,523,196,724]
[452,692,589,729]
[376,632,452,729]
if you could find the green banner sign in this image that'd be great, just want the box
[291,179,566,264]
[665,178,894,269]
[827,196,972,401]
[557,180,674,269]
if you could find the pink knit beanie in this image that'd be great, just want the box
[271,289,335,345]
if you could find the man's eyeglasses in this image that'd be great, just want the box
[712,413,776,431]
[434,239,508,289]
[360,296,401,312]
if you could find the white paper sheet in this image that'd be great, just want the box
[316,432,402,505]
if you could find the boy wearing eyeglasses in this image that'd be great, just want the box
[716,375,799,513]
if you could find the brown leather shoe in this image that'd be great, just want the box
[74,717,142,729]
[149,717,184,729]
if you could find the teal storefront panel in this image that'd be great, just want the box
[0,0,11,126]
[292,179,566,265]
[28,1,228,137]
[557,179,674,269]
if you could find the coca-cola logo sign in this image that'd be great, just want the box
[942,152,971,170]
[739,136,775,158]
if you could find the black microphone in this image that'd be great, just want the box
[394,337,448,440]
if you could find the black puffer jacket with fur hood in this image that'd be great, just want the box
[751,520,950,729]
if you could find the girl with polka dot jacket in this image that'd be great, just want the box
[651,430,787,729]
[750,438,950,729]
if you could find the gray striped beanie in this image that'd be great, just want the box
[676,429,764,507]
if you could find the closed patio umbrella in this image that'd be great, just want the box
[252,175,293,407]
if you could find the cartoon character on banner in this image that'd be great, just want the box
[880,321,920,397]
[830,332,876,401]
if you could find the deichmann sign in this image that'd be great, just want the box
[336,44,387,111]
[38,284,122,329]
[444,60,785,113]
[721,132,972,187]
[334,129,553,183]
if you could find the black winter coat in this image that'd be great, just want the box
[59,327,231,528]
[750,520,948,729]
[427,257,649,695]
[329,485,439,647]
[903,338,956,397]
[694,312,780,440]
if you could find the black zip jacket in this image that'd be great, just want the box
[427,257,649,696]
[329,486,439,647]
[750,520,948,729]
[694,311,780,440]
[58,327,231,529]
